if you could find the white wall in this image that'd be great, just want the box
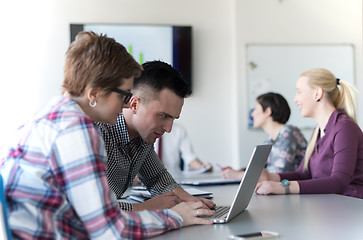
[0,0,361,169]
[235,0,363,166]
[0,0,236,167]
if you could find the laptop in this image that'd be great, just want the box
[204,144,272,223]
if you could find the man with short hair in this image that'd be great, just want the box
[98,61,215,211]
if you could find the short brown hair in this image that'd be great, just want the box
[256,92,290,124]
[63,31,142,96]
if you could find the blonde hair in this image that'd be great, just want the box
[301,68,358,171]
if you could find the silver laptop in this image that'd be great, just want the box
[204,144,272,223]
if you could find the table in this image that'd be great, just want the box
[151,183,363,240]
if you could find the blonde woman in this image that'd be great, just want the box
[255,68,363,199]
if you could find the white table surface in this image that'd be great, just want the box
[150,177,363,240]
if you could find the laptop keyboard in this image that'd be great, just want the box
[202,205,230,219]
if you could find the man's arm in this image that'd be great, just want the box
[137,147,215,210]
[172,187,216,209]
[139,147,181,194]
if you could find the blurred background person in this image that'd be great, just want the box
[155,122,213,174]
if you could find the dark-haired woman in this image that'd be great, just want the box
[220,92,307,179]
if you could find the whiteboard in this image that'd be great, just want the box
[246,44,355,130]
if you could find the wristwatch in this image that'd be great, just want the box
[281,179,290,194]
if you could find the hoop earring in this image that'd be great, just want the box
[89,100,97,107]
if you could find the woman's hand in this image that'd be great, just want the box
[255,180,299,195]
[220,167,244,180]
[255,181,285,195]
[171,201,215,227]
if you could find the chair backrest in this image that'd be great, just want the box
[0,175,12,240]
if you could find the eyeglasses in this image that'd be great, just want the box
[112,88,133,104]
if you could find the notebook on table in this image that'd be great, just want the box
[128,187,213,202]
[203,144,272,224]
[180,178,241,186]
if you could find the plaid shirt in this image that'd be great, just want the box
[97,115,181,210]
[0,97,182,239]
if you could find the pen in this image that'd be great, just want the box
[216,163,226,171]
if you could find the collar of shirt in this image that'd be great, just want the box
[116,114,151,151]
[115,114,132,148]
[323,109,345,136]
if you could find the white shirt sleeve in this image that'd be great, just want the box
[177,124,198,166]
[155,123,198,173]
